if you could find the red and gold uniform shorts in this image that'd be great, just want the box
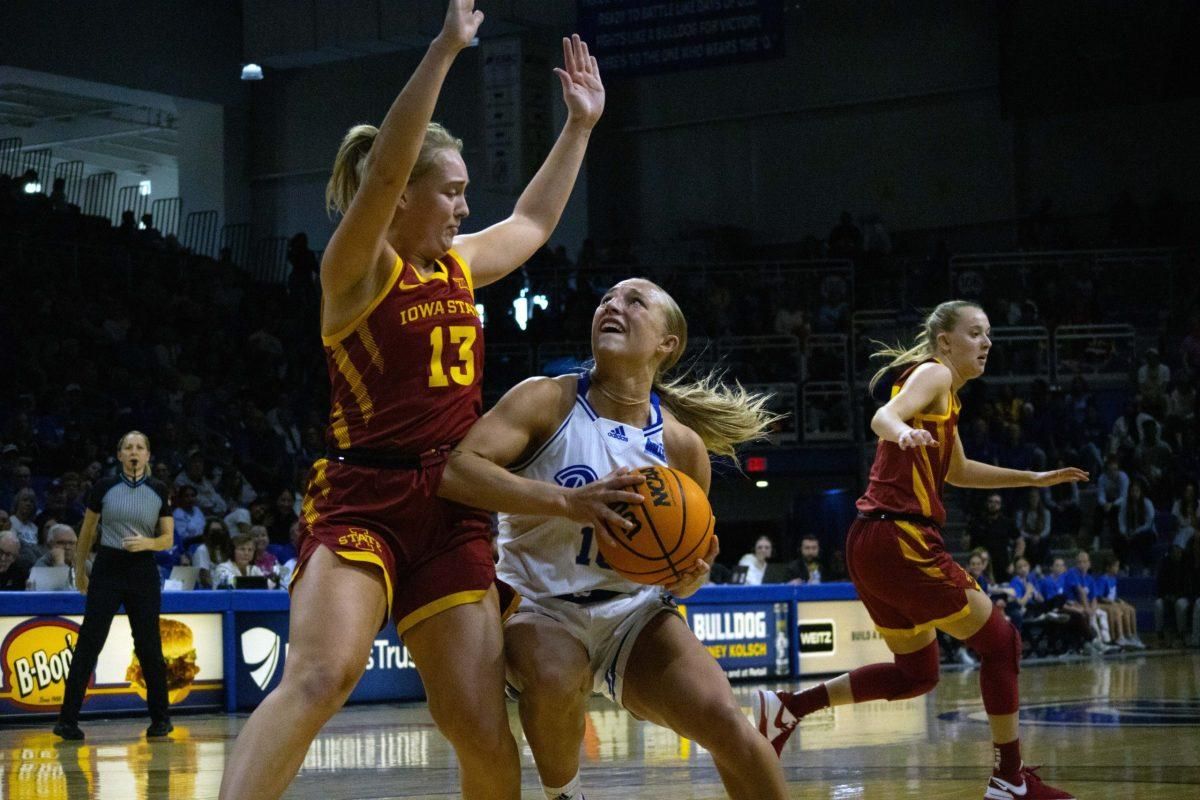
[291,455,518,636]
[846,516,980,638]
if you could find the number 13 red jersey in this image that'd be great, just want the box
[320,249,483,454]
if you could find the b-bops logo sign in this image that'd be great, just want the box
[241,627,282,691]
[0,617,81,709]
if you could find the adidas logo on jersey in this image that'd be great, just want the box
[607,426,629,442]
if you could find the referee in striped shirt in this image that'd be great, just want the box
[54,431,176,741]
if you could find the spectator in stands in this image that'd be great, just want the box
[962,417,998,466]
[1155,544,1192,647]
[174,452,225,516]
[1038,556,1094,653]
[1107,400,1146,459]
[276,520,304,588]
[1180,314,1200,375]
[35,479,81,531]
[59,471,87,521]
[1042,456,1082,543]
[0,530,30,591]
[997,422,1044,478]
[1015,488,1051,568]
[33,524,90,586]
[172,485,207,551]
[1133,418,1173,500]
[1170,480,1198,550]
[738,536,774,585]
[784,535,824,585]
[191,518,233,589]
[1094,457,1129,545]
[1006,557,1052,627]
[9,488,38,548]
[212,533,264,589]
[0,509,8,532]
[1065,551,1117,652]
[968,493,1020,578]
[1116,479,1157,574]
[249,524,278,583]
[1165,374,1196,441]
[266,487,298,546]
[1137,348,1170,418]
[1097,556,1146,649]
[216,465,257,515]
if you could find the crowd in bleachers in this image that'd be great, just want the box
[2,168,1198,665]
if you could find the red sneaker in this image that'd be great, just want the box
[752,689,799,757]
[985,765,1074,799]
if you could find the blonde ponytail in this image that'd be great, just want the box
[868,300,981,392]
[325,122,464,217]
[655,370,782,461]
[633,278,782,461]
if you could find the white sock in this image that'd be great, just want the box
[543,772,584,800]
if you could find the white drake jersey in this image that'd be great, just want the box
[497,373,668,599]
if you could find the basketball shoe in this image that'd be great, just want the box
[985,765,1074,799]
[753,689,799,756]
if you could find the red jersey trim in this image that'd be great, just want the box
[322,256,405,346]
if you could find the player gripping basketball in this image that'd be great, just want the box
[754,301,1087,800]
[218,3,607,798]
[438,278,789,800]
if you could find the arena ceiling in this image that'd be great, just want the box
[0,71,178,181]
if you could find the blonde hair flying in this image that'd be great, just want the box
[868,300,982,392]
[620,280,782,462]
[325,122,463,217]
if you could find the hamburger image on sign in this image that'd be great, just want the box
[126,617,201,704]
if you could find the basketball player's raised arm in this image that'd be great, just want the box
[438,377,643,532]
[947,435,1089,489]
[322,0,483,297]
[454,35,605,288]
[870,362,951,449]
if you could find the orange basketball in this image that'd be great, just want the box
[598,465,715,585]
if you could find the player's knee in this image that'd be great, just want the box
[510,659,591,710]
[430,697,511,753]
[892,641,940,699]
[285,653,364,707]
[965,607,1021,673]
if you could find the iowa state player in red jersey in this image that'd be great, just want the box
[219,3,606,799]
[755,301,1088,800]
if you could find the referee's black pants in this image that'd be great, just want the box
[59,547,170,725]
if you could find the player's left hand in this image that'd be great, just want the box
[1031,467,1089,487]
[556,35,605,129]
[665,534,719,599]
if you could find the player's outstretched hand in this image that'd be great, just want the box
[437,0,484,52]
[1032,466,1090,487]
[564,467,643,540]
[665,534,719,599]
[897,427,938,450]
[556,34,605,129]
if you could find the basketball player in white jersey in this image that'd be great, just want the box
[438,278,788,800]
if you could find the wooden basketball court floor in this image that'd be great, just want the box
[2,652,1197,799]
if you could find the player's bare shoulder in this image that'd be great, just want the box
[660,406,711,492]
[907,360,953,390]
[497,374,578,434]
